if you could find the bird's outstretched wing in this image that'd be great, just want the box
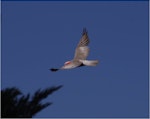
[74,28,90,60]
[50,68,59,72]
[77,28,90,47]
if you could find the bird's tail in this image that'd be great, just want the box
[79,60,99,66]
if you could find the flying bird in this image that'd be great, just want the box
[50,28,99,72]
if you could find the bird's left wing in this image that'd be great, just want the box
[73,28,90,60]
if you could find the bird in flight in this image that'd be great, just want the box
[50,28,99,72]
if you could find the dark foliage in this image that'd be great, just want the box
[1,85,63,118]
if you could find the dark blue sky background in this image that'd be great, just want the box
[2,1,149,118]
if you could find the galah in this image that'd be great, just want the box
[50,28,99,72]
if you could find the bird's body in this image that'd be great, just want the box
[50,28,99,72]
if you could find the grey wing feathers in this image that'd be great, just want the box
[77,28,90,47]
[74,28,90,60]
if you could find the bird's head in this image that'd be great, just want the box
[64,61,71,65]
[61,60,77,69]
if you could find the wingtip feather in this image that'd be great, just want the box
[82,27,88,35]
[49,68,59,72]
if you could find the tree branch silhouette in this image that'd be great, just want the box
[1,85,63,118]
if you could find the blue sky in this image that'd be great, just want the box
[2,1,149,118]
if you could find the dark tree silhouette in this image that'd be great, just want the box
[1,85,63,118]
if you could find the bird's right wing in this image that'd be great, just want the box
[50,68,59,72]
[74,28,90,60]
